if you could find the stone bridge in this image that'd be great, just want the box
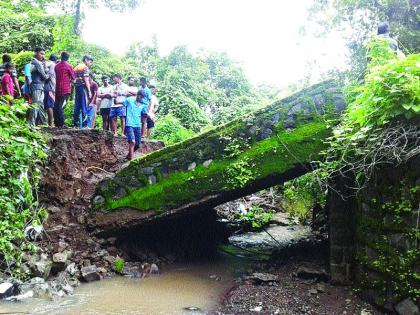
[92,80,346,233]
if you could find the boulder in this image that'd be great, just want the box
[19,277,50,298]
[247,272,278,284]
[81,265,100,282]
[66,263,78,277]
[149,264,159,275]
[0,282,17,299]
[295,266,329,282]
[24,225,43,241]
[395,298,419,315]
[30,255,53,279]
[52,252,68,274]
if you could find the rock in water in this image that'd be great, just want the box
[81,265,100,282]
[0,282,17,299]
[395,298,419,315]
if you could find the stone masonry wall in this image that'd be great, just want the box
[329,156,419,314]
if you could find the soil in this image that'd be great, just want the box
[37,128,164,272]
[213,248,383,315]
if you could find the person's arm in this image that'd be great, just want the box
[12,76,21,97]
[91,87,97,105]
[24,75,31,94]
[84,76,92,98]
[34,60,49,81]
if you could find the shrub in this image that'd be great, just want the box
[0,99,48,278]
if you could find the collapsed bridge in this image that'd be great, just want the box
[92,80,346,233]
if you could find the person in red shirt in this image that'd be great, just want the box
[1,62,15,101]
[54,52,76,128]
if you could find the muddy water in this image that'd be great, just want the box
[0,261,237,315]
[0,224,313,315]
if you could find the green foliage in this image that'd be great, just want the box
[308,0,419,80]
[152,114,195,145]
[0,99,48,278]
[281,172,326,223]
[234,205,274,230]
[0,1,55,54]
[114,257,124,273]
[321,39,420,187]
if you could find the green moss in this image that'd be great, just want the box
[102,122,329,212]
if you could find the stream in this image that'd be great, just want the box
[0,225,315,315]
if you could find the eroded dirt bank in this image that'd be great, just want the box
[37,129,164,280]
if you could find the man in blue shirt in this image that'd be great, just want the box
[124,89,145,160]
[139,77,151,139]
[23,62,32,103]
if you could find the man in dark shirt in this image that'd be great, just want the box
[54,52,76,128]
[29,47,49,126]
[0,54,21,97]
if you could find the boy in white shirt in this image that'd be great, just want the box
[97,75,113,131]
[110,74,128,136]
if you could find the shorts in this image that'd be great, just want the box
[125,126,141,144]
[100,108,111,116]
[110,106,126,118]
[43,91,54,109]
[147,118,155,129]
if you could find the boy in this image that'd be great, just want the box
[1,62,15,99]
[139,77,152,139]
[110,74,128,137]
[124,90,145,160]
[86,74,98,128]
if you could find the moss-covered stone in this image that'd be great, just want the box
[92,80,346,230]
[355,156,420,307]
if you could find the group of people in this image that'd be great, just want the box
[0,47,159,160]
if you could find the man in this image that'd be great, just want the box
[73,55,93,128]
[44,54,58,127]
[54,51,76,128]
[139,77,151,138]
[127,76,137,96]
[29,47,49,126]
[22,59,33,104]
[0,54,21,98]
[97,75,113,131]
[377,22,398,51]
[110,74,128,136]
[146,82,159,142]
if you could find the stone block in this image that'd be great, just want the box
[395,298,419,315]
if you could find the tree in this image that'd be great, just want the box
[0,1,55,53]
[308,0,420,81]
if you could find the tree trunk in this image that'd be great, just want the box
[74,0,82,35]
